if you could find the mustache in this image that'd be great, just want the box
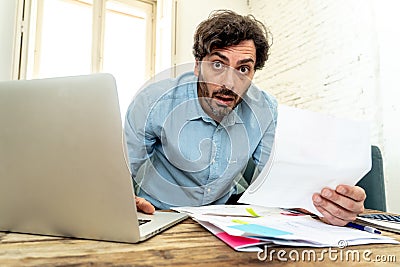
[212,87,238,98]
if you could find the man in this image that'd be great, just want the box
[125,10,366,226]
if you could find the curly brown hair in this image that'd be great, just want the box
[193,10,271,71]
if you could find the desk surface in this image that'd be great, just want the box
[1,214,399,266]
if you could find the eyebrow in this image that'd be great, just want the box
[209,51,255,66]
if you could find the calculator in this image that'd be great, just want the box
[358,213,400,223]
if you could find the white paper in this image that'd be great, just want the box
[173,204,282,217]
[239,105,372,216]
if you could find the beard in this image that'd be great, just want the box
[197,81,241,120]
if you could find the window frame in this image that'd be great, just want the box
[12,0,157,80]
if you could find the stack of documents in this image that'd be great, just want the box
[173,205,399,252]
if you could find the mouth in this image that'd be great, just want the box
[214,94,236,107]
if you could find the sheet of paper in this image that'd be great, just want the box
[173,204,282,217]
[239,105,372,216]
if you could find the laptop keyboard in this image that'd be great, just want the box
[138,219,151,226]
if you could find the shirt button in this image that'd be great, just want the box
[207,188,211,193]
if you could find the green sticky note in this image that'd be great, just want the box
[246,207,261,217]
[231,219,249,224]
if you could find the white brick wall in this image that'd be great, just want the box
[250,0,382,145]
[249,0,400,212]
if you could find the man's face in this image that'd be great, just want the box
[194,40,256,122]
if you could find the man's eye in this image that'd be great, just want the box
[239,66,250,74]
[213,61,223,70]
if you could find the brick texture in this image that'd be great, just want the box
[250,0,382,145]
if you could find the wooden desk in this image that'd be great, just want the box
[1,215,399,267]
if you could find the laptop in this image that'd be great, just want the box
[0,73,187,243]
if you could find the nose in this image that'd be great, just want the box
[222,67,235,90]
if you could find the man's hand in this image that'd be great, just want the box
[312,184,366,226]
[135,196,155,214]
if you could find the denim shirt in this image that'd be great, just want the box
[124,71,277,209]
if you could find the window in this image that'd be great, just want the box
[15,0,156,118]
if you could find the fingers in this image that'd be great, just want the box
[135,196,155,214]
[313,194,355,226]
[321,186,365,214]
[312,185,366,226]
[336,184,366,202]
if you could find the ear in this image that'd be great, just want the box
[194,60,200,77]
